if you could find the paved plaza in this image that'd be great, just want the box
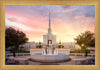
[6,55,95,65]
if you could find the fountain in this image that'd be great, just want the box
[30,46,70,62]
[42,44,58,55]
[29,12,70,62]
[30,40,70,62]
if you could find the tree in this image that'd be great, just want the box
[74,31,95,56]
[58,40,64,48]
[5,27,28,56]
[74,31,95,49]
[58,45,64,48]
[36,41,42,48]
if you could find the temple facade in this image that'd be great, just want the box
[43,12,56,45]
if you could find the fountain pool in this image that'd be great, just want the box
[30,54,70,63]
[30,48,70,63]
[36,53,62,55]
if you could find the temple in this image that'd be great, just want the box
[43,12,56,45]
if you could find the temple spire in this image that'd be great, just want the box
[48,12,52,34]
[49,12,51,29]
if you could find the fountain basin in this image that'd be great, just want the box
[29,54,70,62]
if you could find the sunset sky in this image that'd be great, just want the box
[5,5,95,43]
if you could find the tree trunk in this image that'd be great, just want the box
[13,51,16,57]
[85,49,88,57]
[13,45,19,57]
[85,51,88,56]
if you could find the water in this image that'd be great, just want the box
[42,48,58,55]
[36,53,63,55]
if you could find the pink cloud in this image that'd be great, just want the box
[62,7,77,13]
[7,17,18,22]
[6,12,48,31]
[51,15,95,42]
[54,7,60,12]
[5,8,95,42]
[5,12,49,42]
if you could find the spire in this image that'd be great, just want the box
[49,12,51,29]
[48,12,51,34]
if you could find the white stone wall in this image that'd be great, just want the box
[52,35,56,45]
[61,43,81,49]
[43,35,48,45]
[43,34,56,45]
[19,42,81,51]
[30,49,43,55]
[19,42,37,51]
[30,49,70,55]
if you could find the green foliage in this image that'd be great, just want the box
[10,50,29,53]
[70,49,90,53]
[58,45,64,48]
[36,41,42,48]
[11,46,16,52]
[20,46,24,50]
[5,27,28,50]
[36,45,42,48]
[11,46,15,49]
[39,41,41,44]
[59,40,61,44]
[58,45,61,48]
[39,45,42,48]
[74,31,95,50]
[58,40,64,48]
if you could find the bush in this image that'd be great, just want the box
[58,45,64,48]
[70,49,90,53]
[36,45,42,48]
[10,50,29,53]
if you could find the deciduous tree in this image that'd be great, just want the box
[5,27,28,57]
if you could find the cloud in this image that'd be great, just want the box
[53,7,61,13]
[5,5,95,42]
[62,5,72,9]
[5,18,33,31]
[51,15,95,42]
[62,7,77,13]
[61,5,77,13]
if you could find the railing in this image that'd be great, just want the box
[30,49,42,55]
[6,53,30,57]
[57,49,70,55]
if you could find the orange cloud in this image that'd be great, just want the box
[5,6,95,43]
